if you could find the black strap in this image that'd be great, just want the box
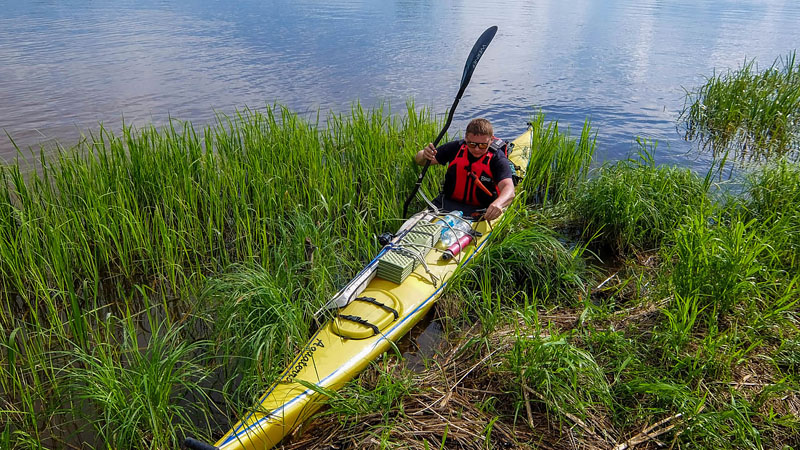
[489,138,508,157]
[337,314,380,336]
[184,438,219,450]
[354,296,399,320]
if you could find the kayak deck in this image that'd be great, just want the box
[207,126,533,450]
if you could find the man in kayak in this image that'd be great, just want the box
[414,118,515,221]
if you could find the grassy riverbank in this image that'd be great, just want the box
[280,142,800,449]
[1,99,799,449]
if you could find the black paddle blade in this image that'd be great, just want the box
[458,26,498,97]
[434,24,498,146]
[401,25,499,218]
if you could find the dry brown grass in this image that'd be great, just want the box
[279,317,623,450]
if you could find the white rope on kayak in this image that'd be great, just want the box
[420,190,441,216]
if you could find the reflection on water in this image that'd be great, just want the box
[402,317,447,373]
[1,0,799,167]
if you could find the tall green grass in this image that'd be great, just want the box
[668,210,784,331]
[662,157,800,336]
[503,332,611,428]
[681,51,800,167]
[522,113,596,205]
[574,139,709,253]
[63,313,211,449]
[0,103,443,448]
[457,211,590,306]
[741,158,800,269]
[198,262,317,404]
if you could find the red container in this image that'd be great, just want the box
[441,233,473,260]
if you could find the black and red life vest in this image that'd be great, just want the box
[443,138,506,207]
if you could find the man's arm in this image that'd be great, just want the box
[484,178,515,221]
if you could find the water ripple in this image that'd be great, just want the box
[1,0,799,168]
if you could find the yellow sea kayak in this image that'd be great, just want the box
[187,125,533,450]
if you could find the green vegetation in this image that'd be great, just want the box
[430,148,797,449]
[574,138,709,252]
[63,315,211,449]
[505,333,612,428]
[680,51,800,168]
[521,113,596,205]
[0,103,440,449]
[2,84,799,450]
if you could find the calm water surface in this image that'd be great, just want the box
[2,0,799,167]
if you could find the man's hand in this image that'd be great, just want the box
[415,143,438,165]
[483,202,504,221]
[483,178,515,221]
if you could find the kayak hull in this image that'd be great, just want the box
[212,126,533,450]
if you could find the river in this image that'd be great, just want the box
[1,0,799,167]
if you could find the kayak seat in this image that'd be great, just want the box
[332,288,403,339]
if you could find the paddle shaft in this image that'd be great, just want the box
[402,25,498,218]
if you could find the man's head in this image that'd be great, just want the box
[464,118,493,158]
